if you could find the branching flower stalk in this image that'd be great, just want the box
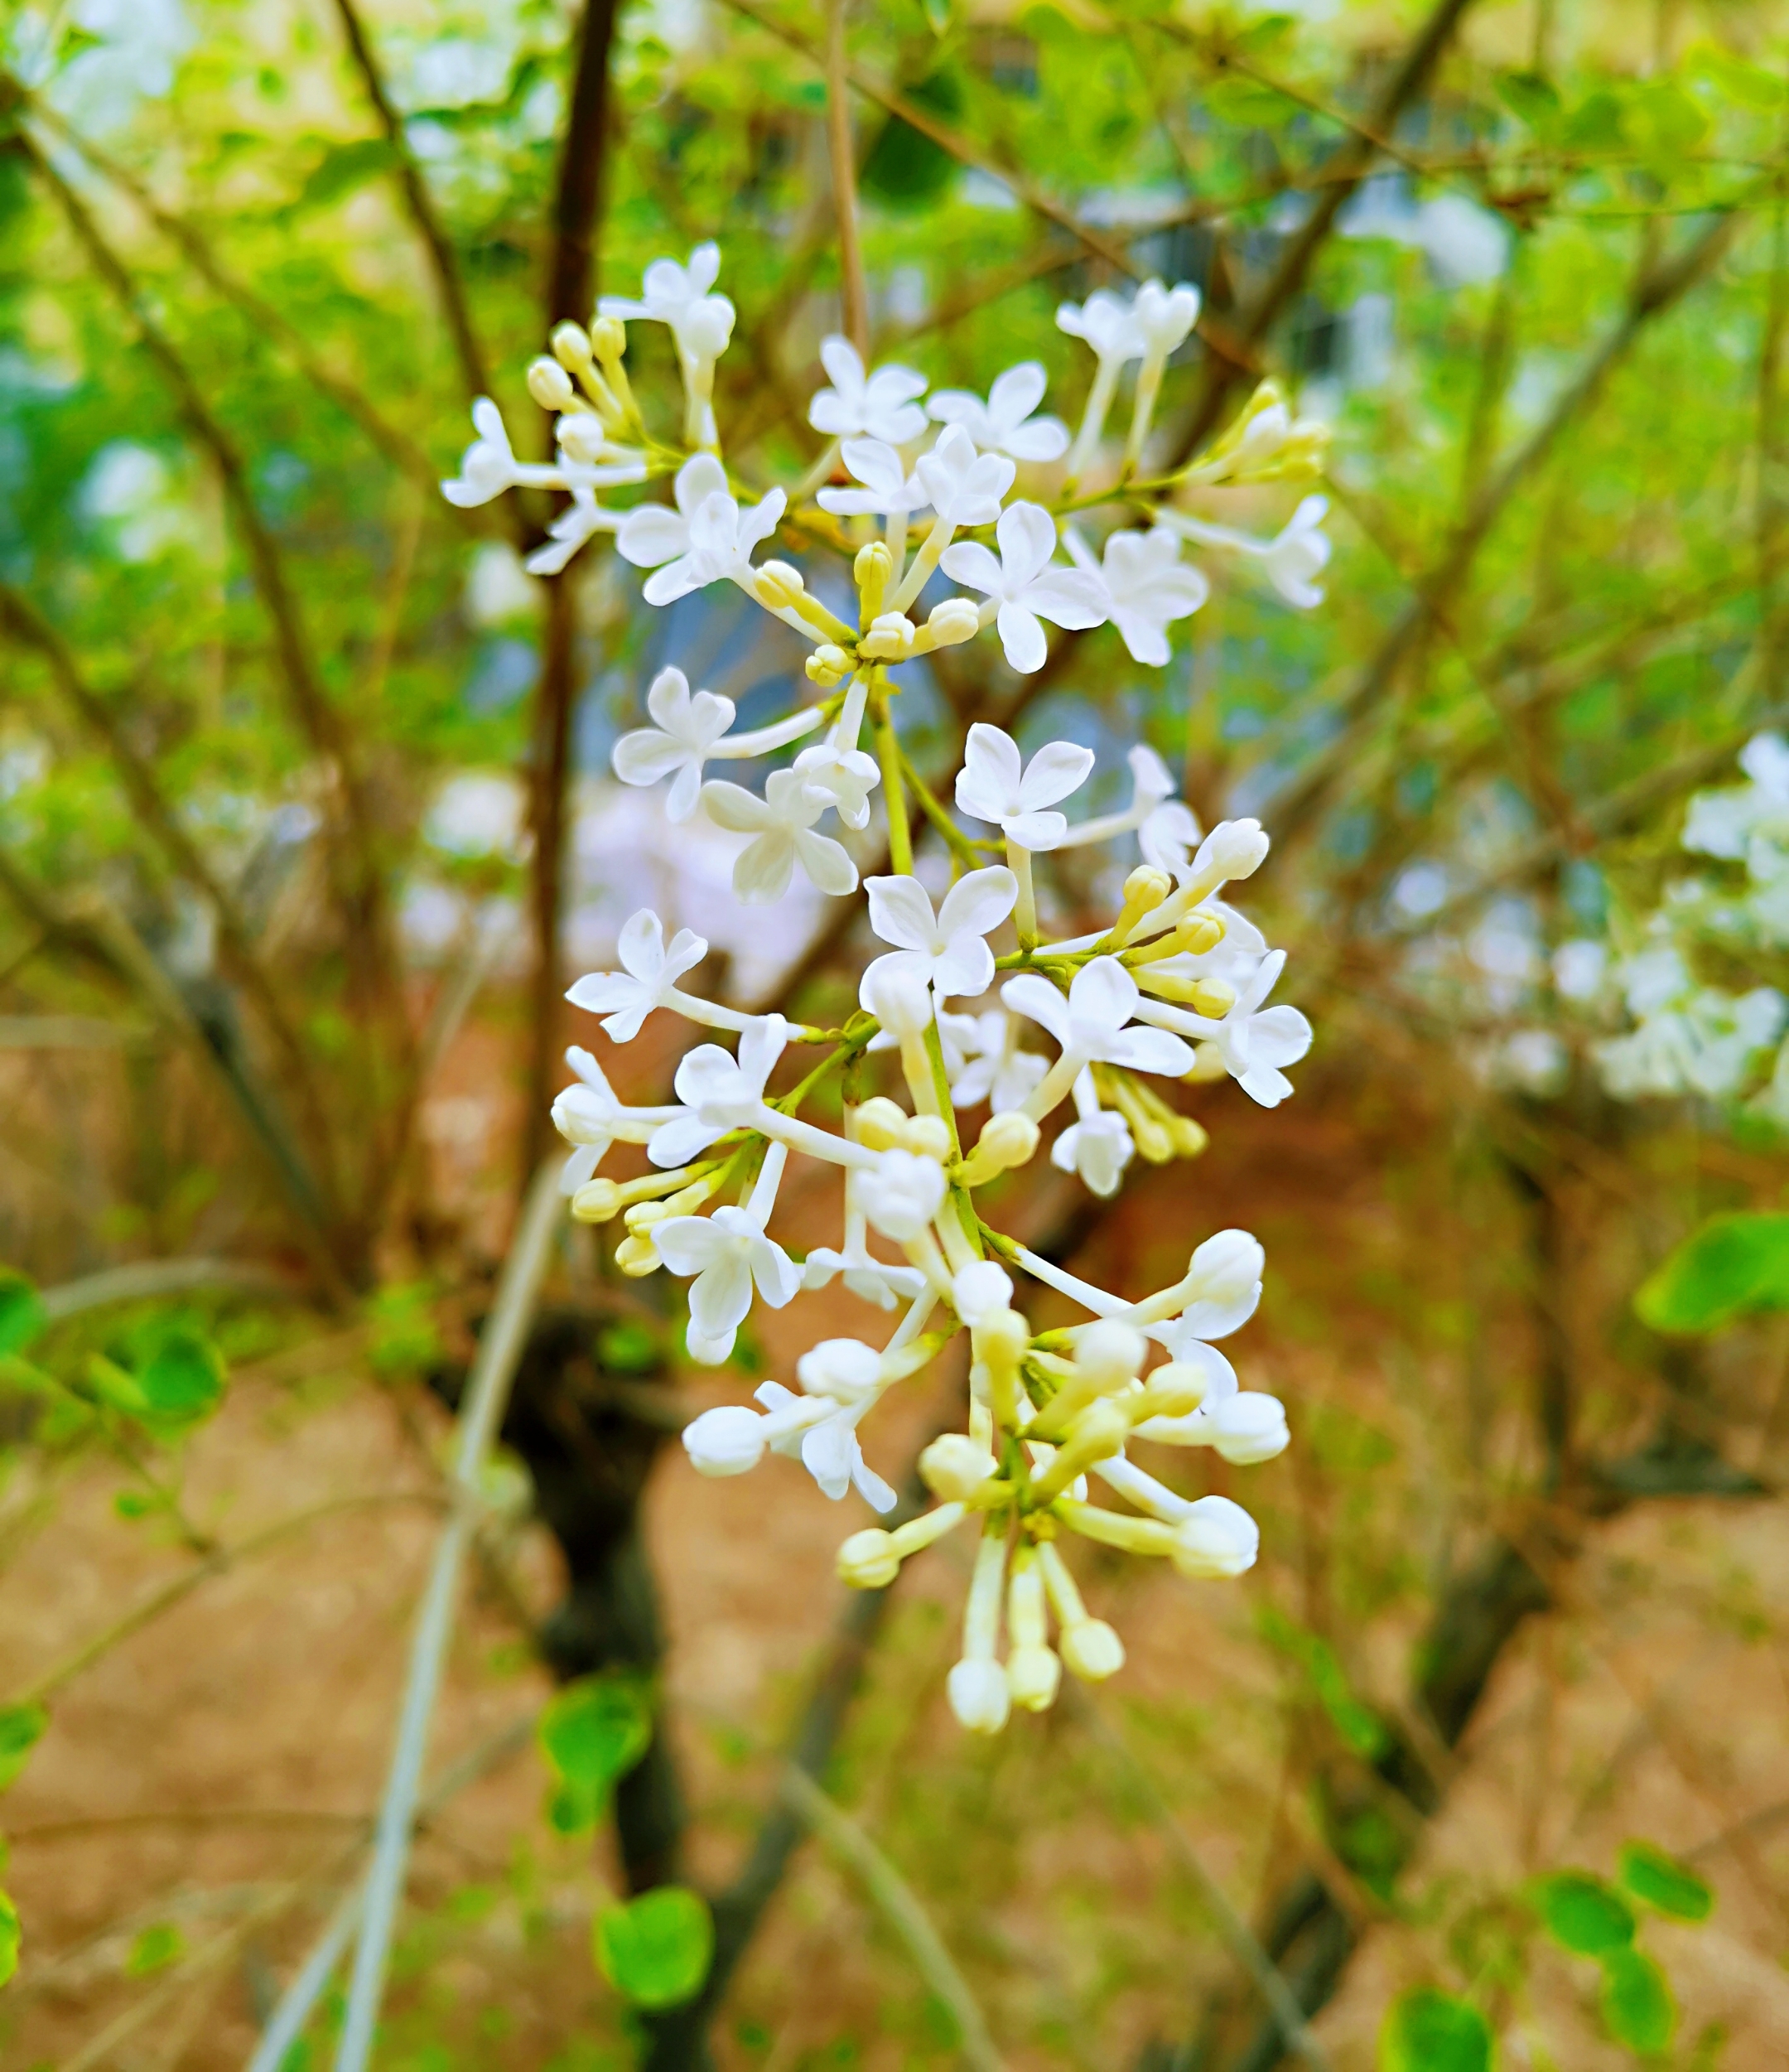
[445,244,1327,1731]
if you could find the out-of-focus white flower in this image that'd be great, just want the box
[1051,1070,1134,1197]
[1553,939,1609,1002]
[1136,947,1311,1106]
[1596,987,1787,1101]
[808,337,929,445]
[794,732,882,830]
[859,1147,948,1242]
[951,1260,1013,1326]
[600,243,735,444]
[816,438,932,519]
[653,1204,801,1363]
[526,487,626,577]
[954,722,1094,852]
[1683,732,1789,860]
[566,908,709,1042]
[442,399,521,508]
[940,503,1106,674]
[1003,956,1195,1079]
[914,425,1015,529]
[1160,495,1332,611]
[549,1046,677,1192]
[927,363,1068,462]
[1139,799,1203,878]
[1065,524,1209,666]
[947,1007,1048,1113]
[861,867,1018,1005]
[612,667,738,823]
[1495,1029,1570,1098]
[702,770,860,902]
[649,1015,788,1167]
[1131,279,1202,360]
[618,454,785,606]
[1053,744,1179,852]
[1169,1495,1260,1577]
[1056,290,1149,368]
[803,1241,928,1308]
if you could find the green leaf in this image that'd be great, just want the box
[125,1921,186,1976]
[0,1273,45,1359]
[1601,1945,1675,2055]
[539,1677,652,1831]
[136,1330,225,1423]
[1379,1987,1492,2072]
[1619,1842,1713,1923]
[1534,1870,1635,1956]
[0,1889,17,1988]
[1686,41,1786,110]
[297,136,399,212]
[859,71,963,209]
[1497,70,1561,133]
[596,1322,660,1375]
[593,1886,712,2009]
[1634,1212,1789,1335]
[0,1704,46,1791]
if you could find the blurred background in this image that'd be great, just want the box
[2,0,1789,2066]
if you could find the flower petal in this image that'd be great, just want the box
[996,500,1056,587]
[1016,739,1096,811]
[617,507,691,568]
[1001,972,1073,1048]
[700,780,773,833]
[1002,809,1068,851]
[651,1214,731,1273]
[996,600,1048,674]
[865,874,939,953]
[1023,568,1108,630]
[793,827,861,897]
[936,866,1018,942]
[933,935,995,1000]
[613,729,689,787]
[688,1251,755,1334]
[938,540,1004,596]
[1104,1024,1196,1076]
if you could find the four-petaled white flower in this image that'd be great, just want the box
[940,504,1106,674]
[649,1015,788,1167]
[1139,799,1203,878]
[1131,279,1203,359]
[566,908,707,1043]
[702,770,860,902]
[757,1375,898,1509]
[1142,948,1312,1106]
[861,867,1018,1007]
[802,1240,928,1309]
[859,1147,947,1242]
[928,364,1069,462]
[816,438,932,519]
[954,722,1094,852]
[945,1007,1047,1113]
[914,425,1015,529]
[1052,1070,1134,1198]
[442,398,520,508]
[526,488,623,577]
[1003,956,1195,1077]
[612,666,737,822]
[1056,291,1150,368]
[794,732,882,829]
[618,454,785,606]
[600,243,735,369]
[551,1047,636,1193]
[808,337,929,446]
[1261,495,1332,609]
[653,1205,802,1364]
[1066,525,1208,666]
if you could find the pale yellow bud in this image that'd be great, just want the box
[528,356,577,411]
[1134,1117,1174,1164]
[805,645,853,687]
[557,414,611,465]
[1168,1114,1209,1157]
[624,1198,675,1233]
[837,1528,900,1588]
[1137,1360,1210,1421]
[551,321,593,370]
[851,1096,912,1150]
[1059,1618,1125,1681]
[571,1177,622,1224]
[1076,1321,1146,1393]
[919,1432,995,1502]
[1006,1644,1062,1712]
[756,559,807,607]
[902,1113,952,1162]
[1124,864,1173,910]
[590,315,627,362]
[924,598,980,647]
[615,1233,662,1277]
[858,611,915,660]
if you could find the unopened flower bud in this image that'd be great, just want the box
[859,611,916,660]
[853,539,893,618]
[1076,1321,1146,1393]
[924,598,980,646]
[1006,1644,1061,1711]
[946,1657,1011,1734]
[1193,819,1270,884]
[837,1527,900,1588]
[805,644,853,687]
[682,1404,765,1478]
[1134,1117,1174,1164]
[861,1147,947,1243]
[528,355,577,410]
[755,558,807,607]
[1137,1360,1211,1421]
[1208,1391,1290,1465]
[1059,1618,1125,1681]
[624,1197,675,1233]
[955,1109,1039,1184]
[1169,1495,1259,1579]
[920,1432,996,1502]
[851,1097,911,1150]
[1190,976,1235,1017]
[1111,864,1174,945]
[557,413,610,464]
[551,320,593,370]
[615,1232,662,1277]
[1169,1114,1210,1157]
[902,1113,952,1162]
[571,1177,623,1224]
[952,1259,1013,1326]
[590,315,627,362]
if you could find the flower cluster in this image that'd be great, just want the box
[446,244,1324,1730]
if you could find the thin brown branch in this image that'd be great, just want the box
[327,0,492,402]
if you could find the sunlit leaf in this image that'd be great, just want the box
[1533,1870,1634,1955]
[0,1273,44,1359]
[1379,1987,1491,2072]
[1619,1842,1713,1922]
[1601,1946,1674,2055]
[0,1705,46,1791]
[137,1331,226,1423]
[593,1886,712,2008]
[125,1922,186,1976]
[539,1676,652,1832]
[1634,1212,1789,1334]
[0,1890,18,1987]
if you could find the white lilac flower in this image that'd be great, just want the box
[441,399,523,508]
[1064,524,1208,666]
[549,1046,680,1193]
[653,1205,802,1364]
[526,489,624,577]
[1052,744,1178,852]
[808,337,929,445]
[1683,732,1789,860]
[802,1239,928,1309]
[600,244,736,446]
[793,732,882,830]
[947,1007,1048,1113]
[702,770,860,903]
[1160,495,1333,611]
[1139,799,1203,878]
[815,437,932,519]
[939,503,1107,674]
[1136,947,1312,1106]
[566,909,710,1043]
[1003,956,1194,1093]
[1051,1068,1135,1197]
[861,867,1018,1007]
[649,1015,788,1168]
[859,1147,947,1243]
[612,667,737,823]
[953,722,1094,852]
[914,425,1015,529]
[618,454,786,606]
[927,364,1069,462]
[1056,290,1149,369]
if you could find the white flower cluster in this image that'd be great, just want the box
[445,244,1326,1730]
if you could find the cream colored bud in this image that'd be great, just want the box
[571,1178,622,1224]
[1060,1618,1125,1681]
[981,1110,1039,1167]
[551,321,593,369]
[624,1198,675,1234]
[837,1528,900,1589]
[1031,1398,1130,1502]
[925,598,980,646]
[1191,977,1235,1017]
[615,1233,662,1277]
[1124,864,1173,910]
[859,611,915,660]
[919,1433,995,1503]
[851,1096,912,1150]
[1076,1321,1147,1393]
[1135,1117,1174,1165]
[528,356,577,410]
[902,1113,952,1162]
[805,645,853,687]
[1169,1114,1209,1157]
[1137,1361,1210,1421]
[853,540,892,587]
[756,558,807,606]
[557,413,610,464]
[1006,1644,1062,1712]
[590,315,627,361]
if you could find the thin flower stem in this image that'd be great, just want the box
[1006,839,1039,947]
[897,742,982,873]
[889,515,952,615]
[874,688,914,874]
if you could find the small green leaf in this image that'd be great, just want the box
[137,1331,225,1422]
[1601,1945,1675,2055]
[594,1886,712,2009]
[86,1353,149,1417]
[0,1273,45,1359]
[0,1889,18,1987]
[297,136,399,212]
[1379,1986,1492,2072]
[0,1704,46,1791]
[1635,1212,1789,1335]
[125,1921,185,1976]
[1534,1870,1635,1956]
[596,1322,660,1375]
[1497,70,1561,133]
[538,1676,652,1832]
[1619,1842,1713,1923]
